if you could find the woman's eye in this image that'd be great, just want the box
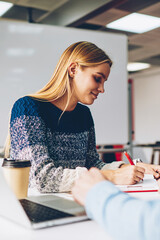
[94,77,101,83]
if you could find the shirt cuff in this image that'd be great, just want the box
[101,161,125,170]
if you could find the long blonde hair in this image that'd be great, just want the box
[4,41,112,157]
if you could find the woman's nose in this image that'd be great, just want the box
[98,83,105,93]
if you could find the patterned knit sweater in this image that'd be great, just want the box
[10,96,124,193]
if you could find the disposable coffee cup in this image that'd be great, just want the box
[2,158,31,199]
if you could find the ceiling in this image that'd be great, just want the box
[1,0,160,75]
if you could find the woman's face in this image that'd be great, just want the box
[70,62,110,105]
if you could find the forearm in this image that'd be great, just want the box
[85,181,160,240]
[100,169,115,182]
[100,162,126,183]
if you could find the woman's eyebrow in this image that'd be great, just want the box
[96,72,106,79]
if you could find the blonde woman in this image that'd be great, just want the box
[7,41,160,193]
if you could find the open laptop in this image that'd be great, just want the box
[0,169,88,229]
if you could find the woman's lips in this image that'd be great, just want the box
[91,92,98,99]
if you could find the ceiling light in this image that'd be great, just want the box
[127,62,151,72]
[0,1,13,16]
[106,13,160,33]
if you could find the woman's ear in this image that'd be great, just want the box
[68,62,78,78]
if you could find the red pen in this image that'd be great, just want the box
[124,151,135,165]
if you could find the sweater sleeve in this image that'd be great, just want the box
[85,181,160,240]
[10,97,87,193]
[85,125,125,170]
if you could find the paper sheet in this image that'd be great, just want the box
[116,174,159,193]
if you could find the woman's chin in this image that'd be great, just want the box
[81,99,95,105]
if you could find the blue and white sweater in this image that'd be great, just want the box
[10,96,123,193]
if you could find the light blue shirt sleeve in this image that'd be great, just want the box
[85,181,160,240]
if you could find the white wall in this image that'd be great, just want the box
[0,20,128,147]
[132,68,160,163]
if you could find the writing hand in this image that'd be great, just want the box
[136,163,160,179]
[101,165,145,185]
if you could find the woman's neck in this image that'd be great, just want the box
[51,94,78,112]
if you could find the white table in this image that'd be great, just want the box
[1,190,160,240]
[1,157,160,240]
[0,216,112,240]
[0,158,112,240]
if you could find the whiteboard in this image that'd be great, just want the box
[0,20,128,146]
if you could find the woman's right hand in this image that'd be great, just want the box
[101,165,145,185]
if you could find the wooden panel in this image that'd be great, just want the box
[129,28,160,46]
[139,2,160,17]
[6,0,69,11]
[129,45,160,62]
[86,8,129,25]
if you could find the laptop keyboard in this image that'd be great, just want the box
[19,199,74,223]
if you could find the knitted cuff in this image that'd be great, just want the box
[101,161,125,170]
[59,167,88,192]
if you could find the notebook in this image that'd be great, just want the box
[0,169,88,229]
[116,174,159,193]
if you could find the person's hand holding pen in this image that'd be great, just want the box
[101,151,160,185]
[101,155,145,185]
[124,151,160,179]
[134,162,160,179]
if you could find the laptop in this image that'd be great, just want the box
[0,169,88,229]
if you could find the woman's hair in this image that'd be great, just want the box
[4,41,112,158]
[29,41,112,103]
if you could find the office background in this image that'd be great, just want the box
[0,0,160,163]
[0,20,128,146]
